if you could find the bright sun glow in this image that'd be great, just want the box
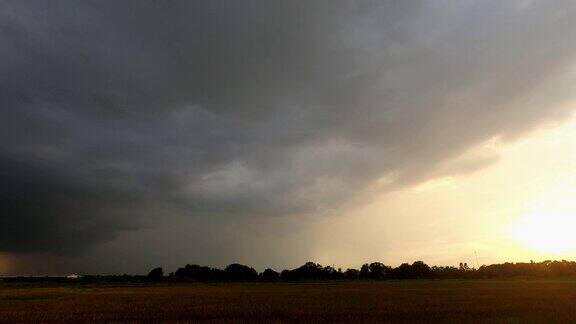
[510,212,576,254]
[509,175,576,255]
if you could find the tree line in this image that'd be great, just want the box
[145,259,576,281]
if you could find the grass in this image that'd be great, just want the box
[1,280,576,322]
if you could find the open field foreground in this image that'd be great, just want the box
[2,280,576,323]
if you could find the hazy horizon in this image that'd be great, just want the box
[3,0,576,276]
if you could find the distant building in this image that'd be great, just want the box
[67,274,81,280]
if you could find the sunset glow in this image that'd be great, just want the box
[511,211,576,255]
[509,173,576,255]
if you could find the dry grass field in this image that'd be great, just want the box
[2,280,576,323]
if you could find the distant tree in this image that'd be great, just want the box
[167,259,576,282]
[345,268,360,279]
[359,264,370,279]
[260,268,280,281]
[147,267,163,281]
[325,266,346,280]
[393,263,413,279]
[280,269,291,280]
[411,261,433,278]
[368,262,392,279]
[357,262,392,279]
[290,262,324,280]
[323,265,337,278]
[459,262,470,271]
[175,264,224,281]
[280,262,342,280]
[224,263,259,281]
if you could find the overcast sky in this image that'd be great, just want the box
[2,0,576,275]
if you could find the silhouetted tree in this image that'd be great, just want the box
[345,268,360,279]
[175,264,224,281]
[358,262,391,279]
[280,262,343,280]
[260,268,280,281]
[369,262,392,279]
[224,263,259,281]
[359,264,371,279]
[392,263,412,279]
[459,262,470,271]
[167,259,576,282]
[280,269,291,280]
[147,267,163,281]
[412,261,433,278]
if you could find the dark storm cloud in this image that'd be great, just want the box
[2,0,576,253]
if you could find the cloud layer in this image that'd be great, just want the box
[2,0,576,255]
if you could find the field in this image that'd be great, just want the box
[2,280,576,322]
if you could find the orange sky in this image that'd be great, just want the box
[306,113,576,268]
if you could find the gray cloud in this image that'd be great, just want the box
[2,0,576,258]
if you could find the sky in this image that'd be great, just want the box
[2,0,576,275]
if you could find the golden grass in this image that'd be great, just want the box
[2,280,576,322]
